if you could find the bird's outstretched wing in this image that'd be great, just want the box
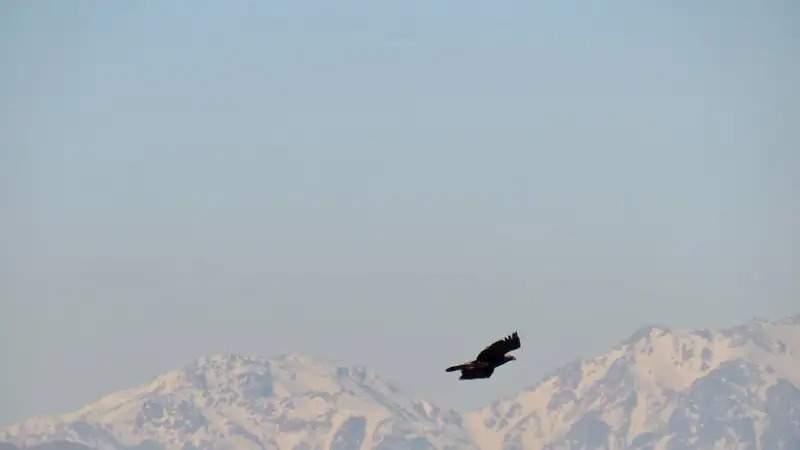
[476,331,521,362]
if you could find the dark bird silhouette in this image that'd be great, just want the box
[446,332,521,380]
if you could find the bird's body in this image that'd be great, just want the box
[446,332,520,380]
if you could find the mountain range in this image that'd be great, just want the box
[3,315,799,450]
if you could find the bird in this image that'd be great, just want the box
[446,331,521,380]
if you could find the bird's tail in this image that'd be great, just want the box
[446,363,472,372]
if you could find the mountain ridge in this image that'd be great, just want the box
[3,315,799,450]
[464,315,800,450]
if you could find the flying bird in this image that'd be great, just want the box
[446,331,521,380]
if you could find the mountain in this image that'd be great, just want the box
[464,315,800,450]
[0,354,476,450]
[2,316,799,450]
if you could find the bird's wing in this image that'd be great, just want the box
[476,331,521,362]
[460,366,494,379]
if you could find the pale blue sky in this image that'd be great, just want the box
[2,1,798,426]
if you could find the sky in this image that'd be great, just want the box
[1,1,799,426]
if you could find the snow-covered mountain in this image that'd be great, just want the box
[0,354,475,450]
[465,315,800,450]
[2,316,799,450]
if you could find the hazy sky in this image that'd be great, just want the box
[2,1,798,426]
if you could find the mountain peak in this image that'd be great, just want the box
[1,352,474,450]
[465,316,800,450]
[623,323,672,346]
